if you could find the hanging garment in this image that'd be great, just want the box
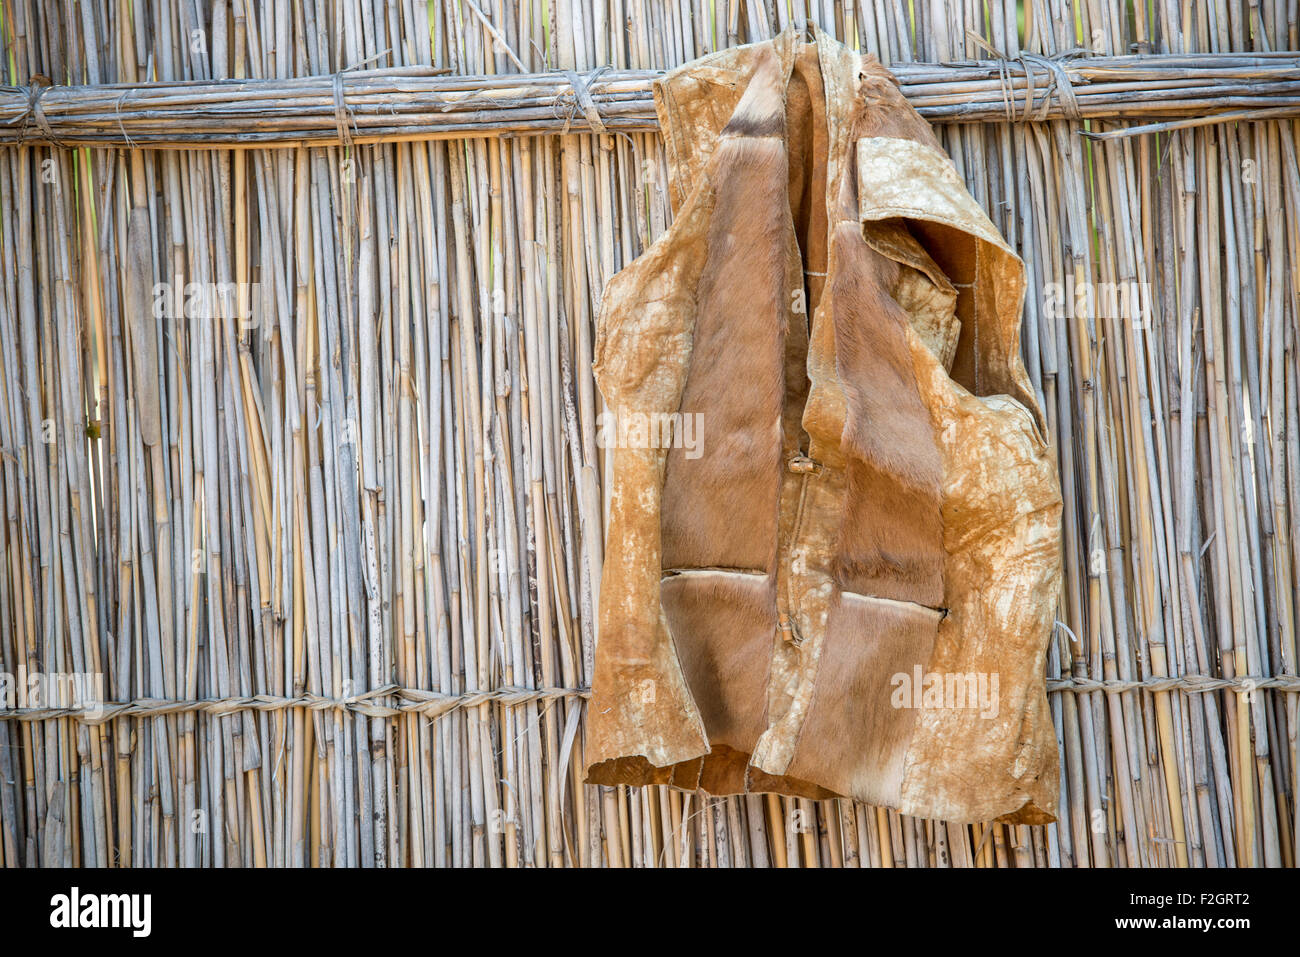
[585,24,1063,825]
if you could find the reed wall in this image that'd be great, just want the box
[0,0,1297,867]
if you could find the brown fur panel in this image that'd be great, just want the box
[779,56,821,457]
[660,132,791,572]
[784,592,940,807]
[786,47,831,306]
[834,459,945,606]
[669,757,705,790]
[586,749,839,800]
[744,762,839,800]
[823,223,945,606]
[852,58,943,151]
[660,570,777,754]
[827,58,945,221]
[586,755,678,789]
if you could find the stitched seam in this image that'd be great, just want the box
[839,590,947,617]
[660,566,768,579]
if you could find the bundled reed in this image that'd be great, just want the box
[0,0,1296,868]
[2,53,1298,148]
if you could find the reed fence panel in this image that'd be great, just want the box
[0,0,1297,867]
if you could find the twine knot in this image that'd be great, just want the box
[966,32,1087,124]
[1010,49,1087,123]
[555,66,610,135]
[332,70,356,148]
[15,74,62,146]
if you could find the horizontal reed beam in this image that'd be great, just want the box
[1,53,1297,148]
[4,673,1295,724]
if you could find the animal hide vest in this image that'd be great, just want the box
[585,25,1063,825]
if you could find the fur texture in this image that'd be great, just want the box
[785,592,941,807]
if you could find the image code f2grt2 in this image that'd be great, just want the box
[1114,891,1253,932]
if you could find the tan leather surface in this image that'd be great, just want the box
[586,25,1063,825]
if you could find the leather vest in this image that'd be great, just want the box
[585,25,1063,825]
